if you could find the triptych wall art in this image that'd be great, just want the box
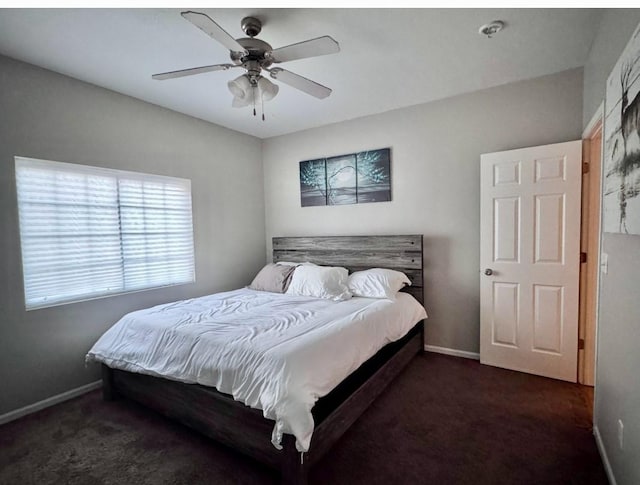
[604,21,640,235]
[299,148,391,207]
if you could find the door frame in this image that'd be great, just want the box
[578,102,604,386]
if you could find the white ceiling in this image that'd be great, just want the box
[0,8,602,139]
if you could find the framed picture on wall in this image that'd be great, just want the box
[299,158,327,207]
[603,21,640,235]
[356,148,391,203]
[326,154,357,205]
[299,148,391,207]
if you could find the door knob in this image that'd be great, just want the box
[484,268,493,276]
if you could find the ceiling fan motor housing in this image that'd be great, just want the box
[230,37,274,69]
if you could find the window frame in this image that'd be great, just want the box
[15,156,196,311]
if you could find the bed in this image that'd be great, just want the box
[92,235,426,484]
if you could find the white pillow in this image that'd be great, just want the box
[347,268,411,300]
[286,265,352,301]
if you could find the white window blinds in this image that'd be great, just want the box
[15,157,195,309]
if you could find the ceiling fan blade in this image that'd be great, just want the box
[181,10,247,53]
[269,36,340,63]
[269,68,332,99]
[152,64,235,80]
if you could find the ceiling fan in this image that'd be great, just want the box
[152,11,340,118]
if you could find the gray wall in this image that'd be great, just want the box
[262,68,583,354]
[0,55,265,416]
[595,236,640,485]
[583,11,640,485]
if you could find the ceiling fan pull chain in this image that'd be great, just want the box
[261,90,266,121]
[253,85,257,116]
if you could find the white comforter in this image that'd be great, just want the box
[86,288,427,451]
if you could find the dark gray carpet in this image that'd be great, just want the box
[0,353,607,485]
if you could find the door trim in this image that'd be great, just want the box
[578,104,603,386]
[583,102,604,139]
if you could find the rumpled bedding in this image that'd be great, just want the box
[86,288,427,451]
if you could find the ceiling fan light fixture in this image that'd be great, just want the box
[231,95,251,108]
[228,74,279,108]
[227,74,252,99]
[257,76,279,102]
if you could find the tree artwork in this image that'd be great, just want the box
[299,159,327,207]
[326,154,357,205]
[355,150,391,203]
[299,149,391,207]
[604,22,640,234]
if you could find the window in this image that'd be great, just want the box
[15,157,195,310]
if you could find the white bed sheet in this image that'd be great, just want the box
[86,288,427,451]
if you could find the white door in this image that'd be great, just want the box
[480,141,582,382]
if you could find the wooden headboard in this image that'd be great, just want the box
[272,235,424,305]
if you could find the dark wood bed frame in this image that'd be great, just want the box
[101,235,425,484]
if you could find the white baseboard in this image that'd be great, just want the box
[593,426,617,485]
[0,380,102,426]
[424,344,480,360]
